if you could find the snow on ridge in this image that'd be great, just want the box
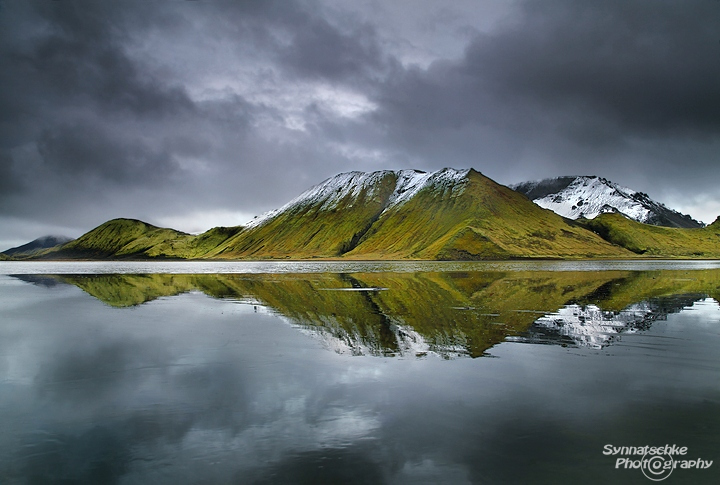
[244,171,389,229]
[387,169,433,207]
[245,168,471,228]
[387,168,470,208]
[295,315,469,358]
[524,303,654,349]
[532,175,652,222]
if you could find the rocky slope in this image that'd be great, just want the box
[512,176,703,228]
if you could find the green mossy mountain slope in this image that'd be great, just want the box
[178,226,245,259]
[28,169,720,261]
[44,218,193,259]
[52,269,720,356]
[38,219,245,260]
[205,171,400,259]
[345,170,627,259]
[210,169,630,260]
[582,213,720,258]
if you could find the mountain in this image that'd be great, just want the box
[513,295,705,349]
[2,235,75,258]
[26,269,720,357]
[511,176,703,228]
[32,169,720,261]
[43,219,193,259]
[206,168,629,260]
[581,212,720,257]
[40,219,246,260]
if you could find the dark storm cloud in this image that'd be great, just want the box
[245,446,386,484]
[203,0,390,82]
[0,1,194,143]
[23,4,194,117]
[279,16,388,81]
[0,0,395,244]
[371,0,720,154]
[1,0,719,247]
[0,0,197,211]
[36,121,180,185]
[470,0,720,137]
[0,151,25,194]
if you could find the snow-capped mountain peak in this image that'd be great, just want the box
[246,168,470,228]
[511,175,703,228]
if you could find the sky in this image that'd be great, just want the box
[1,0,719,250]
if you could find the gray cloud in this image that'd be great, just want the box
[36,121,181,185]
[363,0,720,211]
[372,1,720,141]
[469,0,720,136]
[1,0,719,249]
[279,16,388,82]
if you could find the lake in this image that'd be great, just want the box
[1,261,719,484]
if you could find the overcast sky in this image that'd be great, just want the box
[2,0,719,249]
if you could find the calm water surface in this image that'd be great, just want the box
[0,261,719,484]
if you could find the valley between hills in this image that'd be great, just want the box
[8,169,720,261]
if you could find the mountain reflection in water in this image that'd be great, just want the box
[17,269,720,357]
[3,265,720,484]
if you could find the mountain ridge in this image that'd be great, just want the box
[44,218,192,259]
[9,168,720,261]
[582,212,720,257]
[25,270,720,357]
[2,235,75,257]
[511,175,703,228]
[206,168,629,260]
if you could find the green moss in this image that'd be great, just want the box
[436,227,512,260]
[206,173,399,259]
[61,274,196,307]
[35,174,720,261]
[344,170,630,260]
[47,219,193,259]
[583,213,720,258]
[56,269,720,357]
[171,226,244,259]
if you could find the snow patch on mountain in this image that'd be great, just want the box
[293,314,470,358]
[246,168,470,228]
[534,176,650,221]
[512,176,703,228]
[527,303,651,349]
[506,302,661,349]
